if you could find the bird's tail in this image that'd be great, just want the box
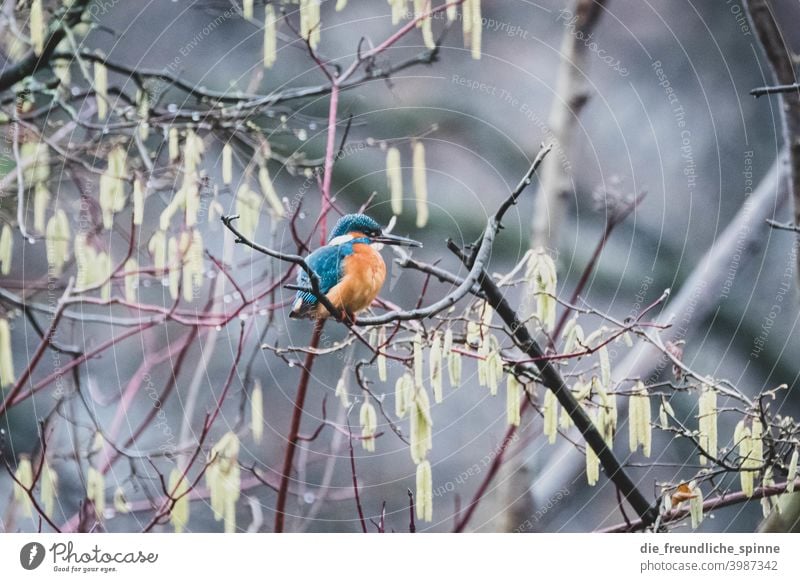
[289,297,316,319]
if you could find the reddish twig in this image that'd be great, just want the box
[274,318,326,532]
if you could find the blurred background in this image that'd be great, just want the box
[1,0,799,533]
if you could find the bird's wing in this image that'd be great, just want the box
[294,244,347,306]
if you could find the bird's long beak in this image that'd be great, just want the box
[373,233,423,248]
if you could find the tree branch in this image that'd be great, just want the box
[745,0,800,289]
[0,0,91,91]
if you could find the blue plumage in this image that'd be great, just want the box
[327,214,381,242]
[294,244,351,306]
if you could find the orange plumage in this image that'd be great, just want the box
[316,242,386,318]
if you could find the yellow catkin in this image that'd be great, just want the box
[448,348,462,388]
[168,468,190,532]
[659,398,674,428]
[258,165,285,217]
[470,0,482,60]
[335,376,351,408]
[41,461,58,517]
[410,385,433,463]
[91,432,105,454]
[73,233,88,287]
[182,131,204,227]
[735,420,755,497]
[639,388,651,457]
[395,373,411,417]
[412,141,428,228]
[463,0,472,43]
[360,401,378,452]
[97,252,112,300]
[21,141,49,184]
[148,230,166,272]
[300,0,320,49]
[235,184,262,241]
[442,328,459,388]
[185,130,205,173]
[14,455,34,517]
[429,333,443,404]
[413,0,424,25]
[446,1,457,20]
[543,389,558,444]
[264,5,277,68]
[562,317,578,353]
[389,0,405,24]
[30,0,45,55]
[86,467,105,518]
[787,447,799,493]
[413,332,424,387]
[442,328,453,360]
[596,380,617,445]
[159,190,182,231]
[415,460,433,522]
[628,386,641,453]
[137,89,149,139]
[124,258,138,302]
[488,349,504,395]
[377,326,387,382]
[132,178,144,225]
[506,374,521,427]
[99,145,127,229]
[559,401,573,430]
[466,320,481,347]
[386,147,403,215]
[251,381,264,444]
[168,237,181,300]
[368,327,377,350]
[628,382,651,457]
[415,0,435,49]
[113,486,131,514]
[206,432,240,532]
[751,418,764,467]
[572,378,590,400]
[168,128,180,161]
[698,386,718,465]
[585,410,600,486]
[33,182,50,233]
[599,345,611,389]
[527,248,557,331]
[689,483,704,529]
[0,223,13,275]
[222,144,233,185]
[94,61,108,120]
[182,231,203,302]
[761,468,776,518]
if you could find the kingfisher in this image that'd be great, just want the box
[289,214,422,320]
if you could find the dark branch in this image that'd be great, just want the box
[0,0,91,92]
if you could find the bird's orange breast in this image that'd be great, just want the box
[322,243,386,317]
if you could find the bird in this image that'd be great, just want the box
[289,214,422,320]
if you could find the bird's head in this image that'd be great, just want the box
[327,214,422,248]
